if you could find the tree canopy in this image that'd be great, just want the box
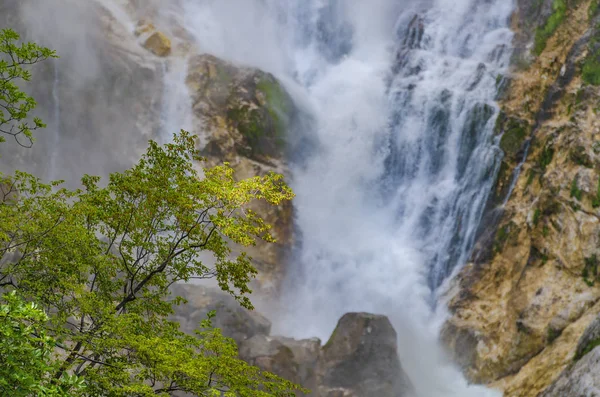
[0,28,57,147]
[0,28,304,396]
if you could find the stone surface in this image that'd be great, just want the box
[317,313,412,397]
[239,334,321,394]
[143,31,171,57]
[443,0,600,395]
[186,54,296,298]
[540,347,600,396]
[170,283,271,344]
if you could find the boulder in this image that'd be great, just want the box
[186,54,295,165]
[170,283,271,344]
[186,54,296,298]
[239,335,321,394]
[317,313,412,397]
[143,31,171,57]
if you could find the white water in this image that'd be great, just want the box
[32,0,515,395]
[158,58,194,145]
[48,61,61,181]
[174,1,514,396]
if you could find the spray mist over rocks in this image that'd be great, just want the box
[179,1,514,395]
[1,0,516,395]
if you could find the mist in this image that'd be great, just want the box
[0,1,516,396]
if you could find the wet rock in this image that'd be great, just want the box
[186,54,296,298]
[443,0,600,395]
[143,31,171,57]
[186,54,295,164]
[317,313,412,397]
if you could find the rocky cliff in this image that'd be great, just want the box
[443,0,600,395]
[0,1,414,395]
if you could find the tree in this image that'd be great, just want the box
[0,28,57,147]
[0,130,302,396]
[0,29,304,396]
[0,291,84,396]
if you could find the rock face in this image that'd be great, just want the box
[171,286,412,397]
[143,31,171,57]
[317,313,412,397]
[540,347,600,396]
[170,283,271,344]
[185,53,297,298]
[239,335,321,395]
[0,0,165,181]
[442,0,600,395]
[541,316,600,395]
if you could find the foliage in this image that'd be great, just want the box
[581,25,600,86]
[0,291,85,396]
[0,130,302,396]
[583,255,599,287]
[538,142,555,172]
[533,0,567,55]
[533,208,541,226]
[575,336,600,361]
[582,55,600,85]
[0,28,57,147]
[499,118,528,158]
[570,176,583,201]
[591,0,600,19]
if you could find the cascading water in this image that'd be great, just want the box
[158,58,193,145]
[11,0,517,394]
[48,61,61,181]
[179,0,513,395]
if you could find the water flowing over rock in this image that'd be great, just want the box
[143,31,172,57]
[8,0,586,395]
[171,288,413,397]
[442,0,600,395]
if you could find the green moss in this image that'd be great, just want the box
[538,142,555,171]
[227,105,267,156]
[547,326,562,343]
[575,337,600,361]
[324,328,337,349]
[533,0,567,55]
[590,0,600,20]
[593,177,600,208]
[499,119,529,157]
[571,176,583,201]
[533,208,541,226]
[526,169,537,187]
[256,77,291,138]
[583,255,599,286]
[570,146,593,168]
[543,225,550,237]
[583,55,600,86]
[494,222,519,254]
[582,25,600,85]
[215,64,233,85]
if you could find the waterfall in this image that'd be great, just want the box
[180,0,513,395]
[48,61,61,181]
[19,0,516,394]
[158,58,193,145]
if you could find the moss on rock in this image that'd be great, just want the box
[499,118,530,158]
[533,0,567,55]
